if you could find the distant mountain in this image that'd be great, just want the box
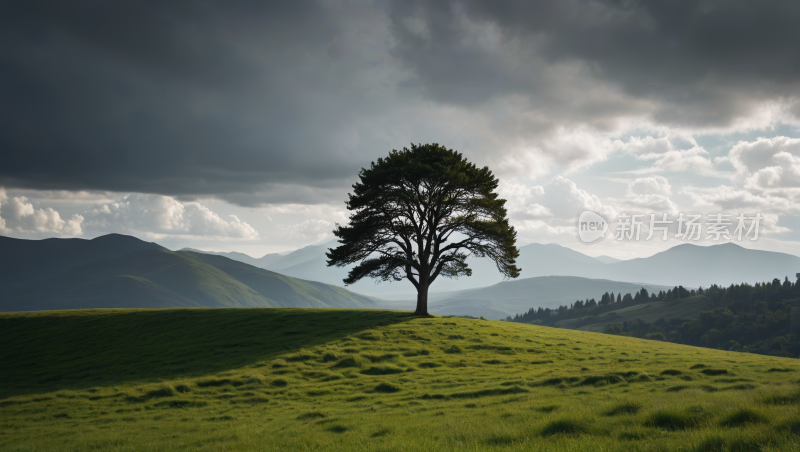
[429,276,673,319]
[600,243,800,287]
[265,240,339,271]
[0,235,378,312]
[180,248,287,269]
[185,240,800,299]
[593,255,624,264]
[0,234,163,297]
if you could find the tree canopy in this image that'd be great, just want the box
[326,143,520,315]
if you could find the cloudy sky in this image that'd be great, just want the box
[3,0,800,259]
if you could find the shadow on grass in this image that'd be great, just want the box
[0,307,417,398]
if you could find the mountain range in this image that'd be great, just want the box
[191,241,800,298]
[4,234,800,319]
[0,234,377,312]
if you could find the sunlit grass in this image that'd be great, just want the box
[1,308,799,451]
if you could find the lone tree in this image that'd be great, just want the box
[326,143,520,316]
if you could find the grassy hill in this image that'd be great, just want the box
[1,308,799,451]
[0,235,378,311]
[554,294,715,332]
[432,276,674,319]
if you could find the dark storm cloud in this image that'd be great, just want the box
[389,0,800,127]
[0,0,388,204]
[3,0,800,206]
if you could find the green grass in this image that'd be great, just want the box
[1,307,800,451]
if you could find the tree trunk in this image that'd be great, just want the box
[414,283,429,316]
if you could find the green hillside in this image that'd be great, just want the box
[554,294,715,332]
[433,276,674,319]
[1,308,799,451]
[53,275,202,309]
[512,278,800,359]
[1,244,378,311]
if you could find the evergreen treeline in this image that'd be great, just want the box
[507,284,697,324]
[603,277,800,358]
[509,276,800,358]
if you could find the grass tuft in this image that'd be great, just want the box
[761,390,800,405]
[270,379,288,387]
[535,404,559,413]
[578,375,624,386]
[483,434,517,445]
[540,418,587,436]
[450,386,528,399]
[719,408,768,427]
[285,353,315,362]
[417,362,441,368]
[296,412,325,421]
[535,377,564,387]
[645,409,700,430]
[370,428,392,437]
[402,349,430,357]
[360,365,404,375]
[197,378,231,388]
[701,369,729,376]
[332,357,359,368]
[604,402,641,416]
[271,359,288,368]
[145,386,175,398]
[694,435,765,452]
[373,383,400,393]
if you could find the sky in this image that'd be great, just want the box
[3,0,800,260]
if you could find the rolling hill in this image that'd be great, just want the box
[425,276,674,319]
[0,235,378,312]
[1,308,798,451]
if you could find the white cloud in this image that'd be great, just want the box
[676,136,800,218]
[540,127,616,172]
[614,135,716,174]
[276,218,335,243]
[621,176,679,214]
[496,148,551,179]
[623,195,679,215]
[729,136,800,189]
[627,176,672,196]
[82,194,259,239]
[685,185,795,212]
[541,176,617,220]
[498,177,617,244]
[497,181,545,216]
[0,191,83,236]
